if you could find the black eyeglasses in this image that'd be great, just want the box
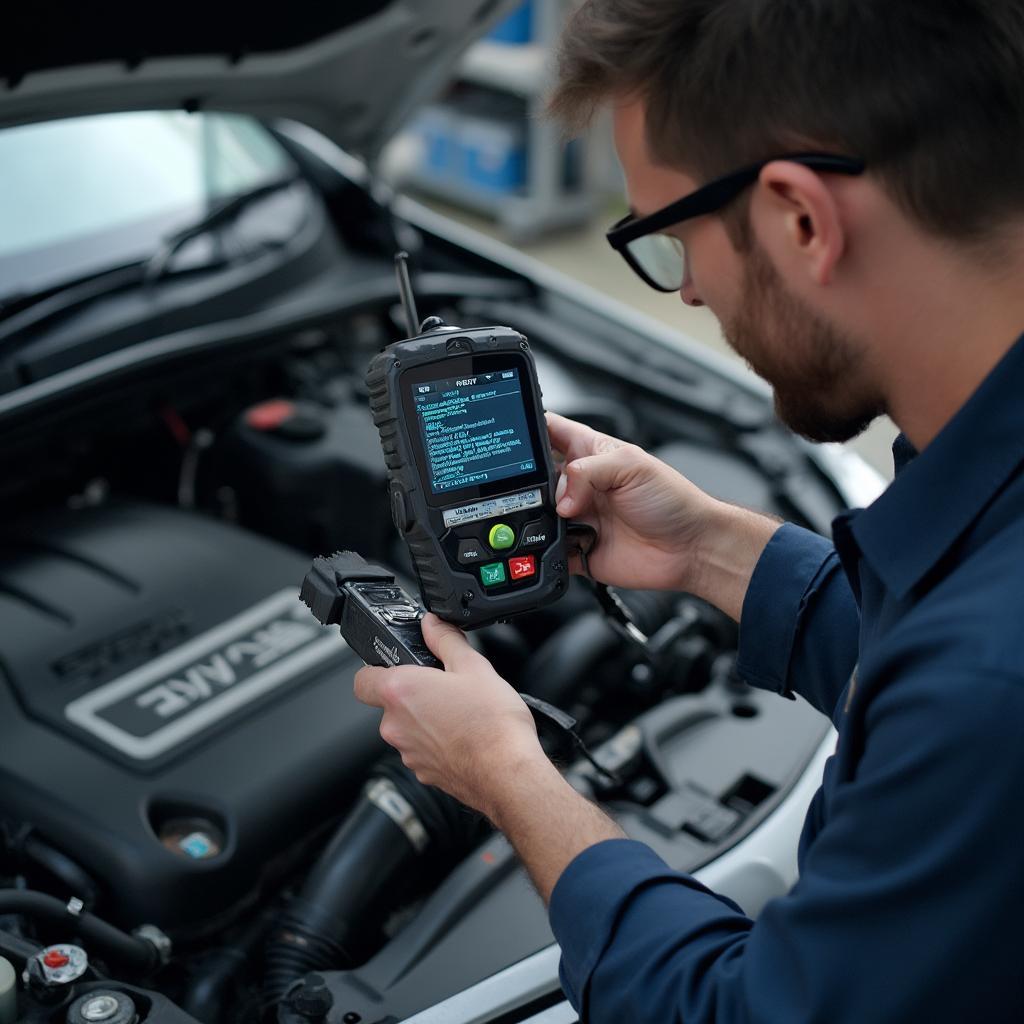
[606,152,866,293]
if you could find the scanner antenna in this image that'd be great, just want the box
[394,251,420,337]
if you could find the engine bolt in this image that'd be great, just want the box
[81,995,120,1021]
[289,973,334,1020]
[343,1014,362,1024]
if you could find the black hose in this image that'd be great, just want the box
[263,798,409,1003]
[182,949,247,1024]
[181,911,270,1024]
[520,612,624,708]
[0,927,41,968]
[264,759,487,1006]
[21,835,99,911]
[0,891,157,972]
[371,759,487,857]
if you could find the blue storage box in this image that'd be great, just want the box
[460,116,527,194]
[411,105,460,177]
[487,2,533,44]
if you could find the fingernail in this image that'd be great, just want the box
[557,497,573,515]
[554,473,567,504]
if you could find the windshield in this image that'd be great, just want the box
[0,111,295,303]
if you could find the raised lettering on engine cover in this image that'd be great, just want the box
[63,590,343,760]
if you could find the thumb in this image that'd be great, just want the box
[556,444,640,518]
[421,613,480,672]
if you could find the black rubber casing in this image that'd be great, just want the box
[366,327,567,628]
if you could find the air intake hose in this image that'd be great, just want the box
[264,758,486,1005]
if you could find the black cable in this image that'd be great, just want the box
[519,694,622,786]
[569,732,623,786]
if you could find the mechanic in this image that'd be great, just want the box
[354,2,1024,1021]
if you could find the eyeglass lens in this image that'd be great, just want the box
[626,233,686,291]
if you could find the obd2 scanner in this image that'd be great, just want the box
[365,254,568,628]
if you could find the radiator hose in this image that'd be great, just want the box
[264,758,487,1006]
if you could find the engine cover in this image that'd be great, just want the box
[0,502,383,931]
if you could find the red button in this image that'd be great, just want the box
[43,950,70,968]
[245,399,296,431]
[508,555,536,581]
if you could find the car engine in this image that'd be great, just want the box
[0,269,838,1024]
[0,502,384,931]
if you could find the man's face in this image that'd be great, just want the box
[612,98,882,443]
[725,240,883,443]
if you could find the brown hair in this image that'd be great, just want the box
[549,0,1024,240]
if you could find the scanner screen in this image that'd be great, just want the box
[412,367,538,495]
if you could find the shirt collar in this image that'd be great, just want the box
[838,333,1024,600]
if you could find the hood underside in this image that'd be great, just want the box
[1,0,519,160]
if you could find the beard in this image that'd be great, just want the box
[722,241,884,443]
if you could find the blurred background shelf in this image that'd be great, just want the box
[404,166,593,238]
[458,41,547,97]
[388,0,601,243]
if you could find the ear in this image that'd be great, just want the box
[754,161,847,286]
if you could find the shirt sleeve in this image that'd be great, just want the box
[736,522,860,717]
[549,667,1024,1024]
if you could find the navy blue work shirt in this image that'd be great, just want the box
[549,335,1024,1022]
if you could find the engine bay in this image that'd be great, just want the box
[0,206,842,1022]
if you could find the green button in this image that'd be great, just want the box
[480,561,506,587]
[488,523,516,551]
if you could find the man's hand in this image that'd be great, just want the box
[547,412,780,620]
[353,613,625,902]
[354,613,543,818]
[548,411,717,591]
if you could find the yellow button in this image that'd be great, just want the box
[488,523,516,551]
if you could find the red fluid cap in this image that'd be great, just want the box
[245,399,296,431]
[43,949,70,968]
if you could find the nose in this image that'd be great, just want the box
[680,267,703,307]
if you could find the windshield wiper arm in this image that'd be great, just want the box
[0,175,301,342]
[143,174,300,284]
[0,262,149,340]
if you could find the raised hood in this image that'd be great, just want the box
[0,1,520,161]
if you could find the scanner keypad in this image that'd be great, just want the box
[443,509,555,592]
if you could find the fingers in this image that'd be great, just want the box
[545,412,603,463]
[547,413,638,519]
[556,443,641,519]
[353,665,389,708]
[355,617,478,709]
[421,613,481,672]
[554,472,568,506]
